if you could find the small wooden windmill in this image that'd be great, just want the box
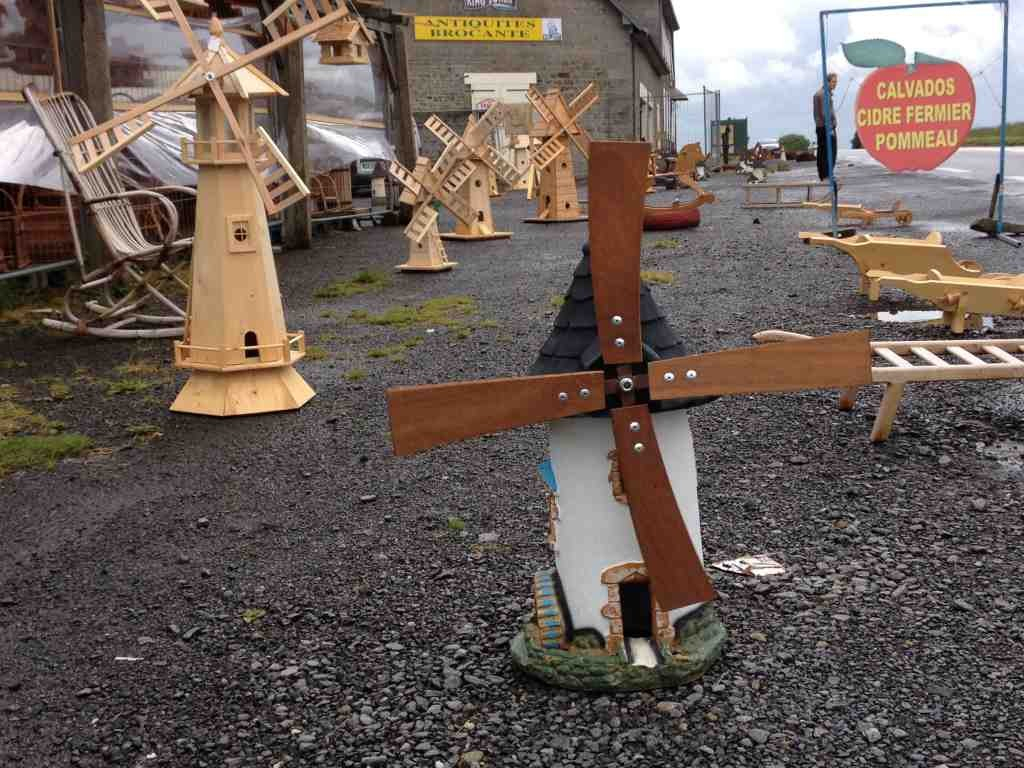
[388,145,478,272]
[68,0,352,416]
[524,83,598,223]
[423,103,521,240]
[387,142,873,686]
[314,15,376,65]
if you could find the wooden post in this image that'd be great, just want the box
[277,38,311,250]
[56,0,113,124]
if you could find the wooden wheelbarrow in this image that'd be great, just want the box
[756,330,1024,441]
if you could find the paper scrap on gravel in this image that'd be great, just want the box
[710,554,785,577]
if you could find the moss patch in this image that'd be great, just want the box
[651,238,679,250]
[106,378,154,396]
[550,295,566,308]
[48,381,72,401]
[315,270,391,299]
[344,369,367,382]
[304,345,329,361]
[640,270,675,285]
[0,434,92,475]
[352,296,478,332]
[126,424,162,443]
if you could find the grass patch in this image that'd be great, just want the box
[965,122,1024,147]
[0,401,57,437]
[115,360,162,376]
[0,359,26,370]
[550,295,566,308]
[352,296,478,332]
[48,381,71,401]
[480,319,499,329]
[126,424,162,443]
[447,516,466,532]
[344,369,367,382]
[0,384,16,401]
[368,336,423,363]
[305,345,328,361]
[640,270,675,285]
[0,434,92,476]
[106,378,154,396]
[315,270,391,299]
[651,238,679,250]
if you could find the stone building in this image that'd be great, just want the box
[398,0,683,163]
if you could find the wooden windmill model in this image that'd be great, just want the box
[388,146,478,272]
[68,0,352,416]
[423,102,521,240]
[524,83,598,223]
[387,142,873,683]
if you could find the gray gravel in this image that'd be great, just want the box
[1,160,1023,767]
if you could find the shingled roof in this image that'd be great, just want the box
[529,243,713,412]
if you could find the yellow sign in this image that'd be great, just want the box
[414,16,563,42]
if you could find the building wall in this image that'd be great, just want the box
[398,0,677,167]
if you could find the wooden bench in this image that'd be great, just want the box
[742,180,835,209]
[756,330,1024,441]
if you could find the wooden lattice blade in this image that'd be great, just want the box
[610,406,716,610]
[424,115,460,147]
[136,0,207,22]
[71,116,155,173]
[478,144,522,187]
[464,102,504,147]
[253,127,310,214]
[649,331,872,399]
[589,141,649,364]
[530,134,569,170]
[526,85,558,126]
[404,204,438,244]
[388,159,422,205]
[388,372,606,456]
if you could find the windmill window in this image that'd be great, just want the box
[227,215,255,253]
[244,330,260,358]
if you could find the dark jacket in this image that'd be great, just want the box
[813,88,836,129]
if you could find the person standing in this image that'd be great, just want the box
[814,73,838,181]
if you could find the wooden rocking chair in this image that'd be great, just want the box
[23,85,194,338]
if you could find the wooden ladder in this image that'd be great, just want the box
[756,331,1024,442]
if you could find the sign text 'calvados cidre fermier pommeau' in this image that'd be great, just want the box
[855,62,975,171]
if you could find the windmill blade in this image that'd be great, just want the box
[71,0,348,150]
[388,372,607,456]
[526,85,559,127]
[648,331,873,400]
[424,114,461,149]
[588,141,649,364]
[529,134,569,170]
[388,160,423,205]
[136,0,208,22]
[433,161,477,226]
[70,116,155,173]
[404,204,438,244]
[464,102,505,148]
[610,406,716,610]
[477,144,521,188]
[566,82,599,119]
[252,127,310,214]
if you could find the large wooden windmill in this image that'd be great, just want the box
[387,142,873,682]
[68,0,352,415]
[388,145,477,272]
[524,83,598,223]
[423,102,521,240]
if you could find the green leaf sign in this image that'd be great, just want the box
[842,39,906,68]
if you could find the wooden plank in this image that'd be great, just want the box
[983,345,1024,365]
[872,363,1024,384]
[870,383,906,442]
[610,406,716,610]
[649,331,872,399]
[876,347,913,368]
[387,372,607,456]
[947,346,987,366]
[910,347,950,367]
[589,141,649,365]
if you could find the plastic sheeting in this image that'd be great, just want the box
[0,107,63,191]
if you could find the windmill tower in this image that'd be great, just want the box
[385,141,872,689]
[524,83,598,224]
[68,0,352,416]
[388,146,477,272]
[423,102,522,240]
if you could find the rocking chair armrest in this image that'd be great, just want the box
[88,189,181,249]
[149,185,197,197]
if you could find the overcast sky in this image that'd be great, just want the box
[671,0,1022,147]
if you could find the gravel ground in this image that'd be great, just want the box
[1,161,1023,768]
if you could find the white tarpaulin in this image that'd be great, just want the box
[0,119,63,191]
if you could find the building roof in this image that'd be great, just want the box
[529,243,713,412]
[604,0,673,76]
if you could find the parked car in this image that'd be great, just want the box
[349,157,387,197]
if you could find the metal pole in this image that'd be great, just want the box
[996,0,1009,235]
[819,11,838,232]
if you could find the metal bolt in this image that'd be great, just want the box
[579,388,591,399]
[558,392,569,402]
[633,442,645,453]
[619,377,634,392]
[686,369,698,380]
[629,421,640,432]
[204,71,216,81]
[611,315,623,326]
[614,337,625,348]
[663,372,675,383]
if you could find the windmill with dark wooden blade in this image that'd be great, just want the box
[386,141,873,689]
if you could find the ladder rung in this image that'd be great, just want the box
[947,346,987,366]
[876,348,914,367]
[983,345,1024,365]
[911,347,950,367]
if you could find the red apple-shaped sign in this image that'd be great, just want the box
[855,61,975,171]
